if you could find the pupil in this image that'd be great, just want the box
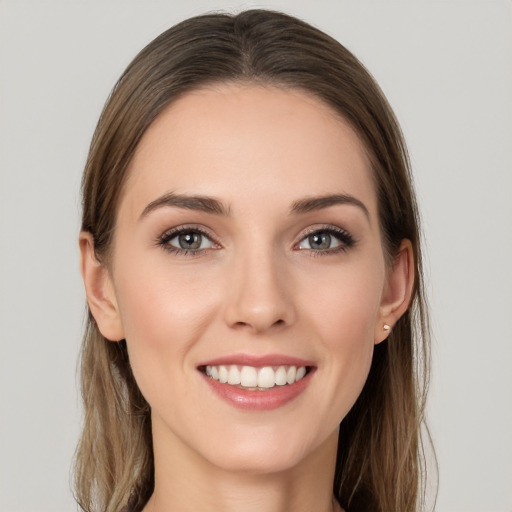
[178,232,201,249]
[309,233,331,249]
[310,232,331,250]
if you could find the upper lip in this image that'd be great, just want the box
[197,353,315,368]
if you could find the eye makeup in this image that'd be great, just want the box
[156,225,220,256]
[155,222,357,258]
[295,225,357,256]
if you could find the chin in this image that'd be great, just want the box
[197,424,335,476]
[208,449,306,476]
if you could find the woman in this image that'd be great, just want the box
[76,9,432,512]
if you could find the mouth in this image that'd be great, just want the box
[197,355,316,410]
[198,364,312,391]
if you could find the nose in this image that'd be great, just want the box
[223,245,296,333]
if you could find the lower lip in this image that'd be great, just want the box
[200,370,313,411]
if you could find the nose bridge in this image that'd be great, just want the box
[224,233,294,332]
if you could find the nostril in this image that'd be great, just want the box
[232,318,285,329]
[233,321,250,329]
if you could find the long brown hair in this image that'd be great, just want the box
[76,10,433,512]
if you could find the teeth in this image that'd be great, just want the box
[257,367,275,388]
[204,364,308,389]
[296,366,306,380]
[240,366,257,387]
[218,365,228,383]
[286,366,296,384]
[228,365,241,385]
[275,366,287,385]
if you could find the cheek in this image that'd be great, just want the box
[112,257,221,400]
[116,255,219,339]
[305,258,384,343]
[303,262,384,414]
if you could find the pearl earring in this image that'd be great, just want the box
[383,324,391,331]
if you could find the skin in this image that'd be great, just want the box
[80,84,414,512]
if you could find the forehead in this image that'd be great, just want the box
[121,83,376,220]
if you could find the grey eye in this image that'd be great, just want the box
[299,231,342,251]
[308,232,332,250]
[178,232,202,249]
[167,231,214,251]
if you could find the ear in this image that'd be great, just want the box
[374,239,415,344]
[79,232,125,342]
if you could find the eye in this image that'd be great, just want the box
[170,231,212,250]
[158,227,217,254]
[296,227,355,253]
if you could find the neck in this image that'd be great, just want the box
[143,414,342,512]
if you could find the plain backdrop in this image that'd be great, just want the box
[0,1,511,511]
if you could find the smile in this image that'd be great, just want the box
[203,364,308,390]
[198,355,315,410]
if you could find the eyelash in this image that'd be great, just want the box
[295,225,356,256]
[156,225,356,257]
[156,226,219,256]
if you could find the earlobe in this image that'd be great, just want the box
[79,232,125,342]
[375,239,415,344]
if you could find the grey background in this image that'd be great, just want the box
[1,1,511,511]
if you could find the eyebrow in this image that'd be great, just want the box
[290,194,370,220]
[139,191,370,221]
[139,192,229,220]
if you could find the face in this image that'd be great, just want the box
[93,84,400,475]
